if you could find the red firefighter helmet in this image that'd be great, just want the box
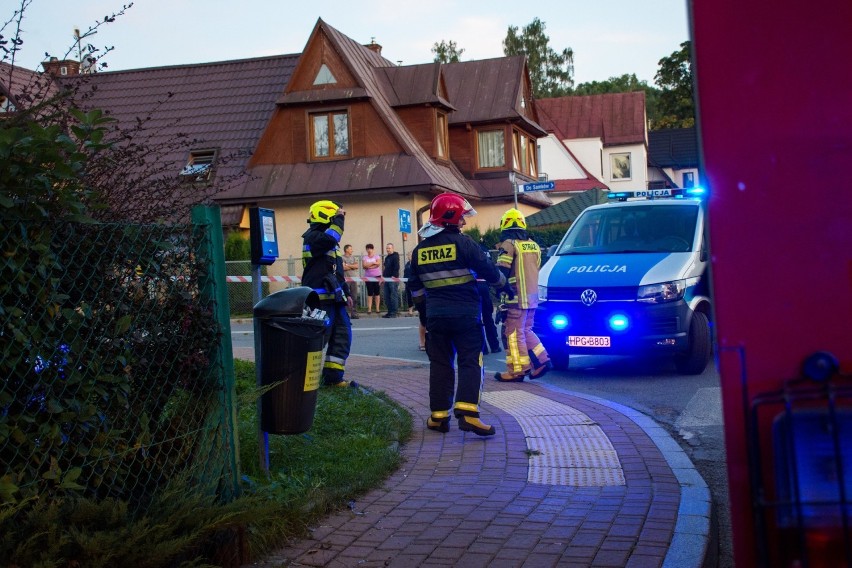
[428,193,476,227]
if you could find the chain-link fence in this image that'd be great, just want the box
[224,256,413,317]
[1,206,238,516]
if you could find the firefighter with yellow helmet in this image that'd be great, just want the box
[494,208,552,381]
[302,200,356,387]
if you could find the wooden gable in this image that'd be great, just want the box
[286,25,359,93]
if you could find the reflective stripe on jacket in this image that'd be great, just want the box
[408,229,505,318]
[496,238,541,309]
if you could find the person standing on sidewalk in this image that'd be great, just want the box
[341,244,360,319]
[493,208,552,382]
[382,242,400,318]
[407,194,506,436]
[301,200,356,388]
[362,244,382,315]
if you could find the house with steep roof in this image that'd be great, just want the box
[5,18,552,266]
[648,127,700,190]
[536,92,648,201]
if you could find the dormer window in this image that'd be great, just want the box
[513,130,537,178]
[180,149,217,183]
[313,64,337,86]
[310,110,350,160]
[436,111,449,160]
[0,93,15,114]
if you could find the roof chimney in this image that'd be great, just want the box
[42,58,81,77]
[364,37,382,55]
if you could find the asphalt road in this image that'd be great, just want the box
[230,314,733,567]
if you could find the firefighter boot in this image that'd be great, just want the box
[529,360,554,379]
[457,415,496,437]
[494,371,527,382]
[427,411,450,433]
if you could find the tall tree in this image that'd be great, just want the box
[653,41,695,129]
[431,39,465,63]
[503,18,574,98]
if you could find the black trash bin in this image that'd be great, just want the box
[254,287,328,434]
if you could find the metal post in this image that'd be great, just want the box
[191,205,241,499]
[511,172,518,208]
[252,263,269,476]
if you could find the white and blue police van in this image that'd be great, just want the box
[535,188,712,374]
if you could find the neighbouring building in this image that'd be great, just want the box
[647,127,700,190]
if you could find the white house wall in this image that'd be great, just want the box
[563,138,604,179]
[538,134,591,181]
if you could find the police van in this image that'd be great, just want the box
[535,188,712,374]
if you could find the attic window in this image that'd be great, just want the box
[313,64,337,86]
[180,150,216,183]
[0,94,15,113]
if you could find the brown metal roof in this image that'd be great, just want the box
[537,92,647,146]
[376,63,455,110]
[0,61,61,111]
[61,54,298,185]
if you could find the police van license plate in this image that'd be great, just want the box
[567,336,611,348]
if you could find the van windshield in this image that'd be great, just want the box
[555,204,699,255]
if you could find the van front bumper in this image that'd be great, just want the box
[534,299,692,356]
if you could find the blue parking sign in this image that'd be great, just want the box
[398,208,411,234]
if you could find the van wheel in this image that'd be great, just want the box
[675,311,711,375]
[550,350,570,371]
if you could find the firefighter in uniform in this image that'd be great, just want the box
[407,194,506,436]
[494,208,553,382]
[301,200,356,387]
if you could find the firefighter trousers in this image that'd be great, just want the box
[504,307,549,376]
[320,300,351,384]
[426,315,485,417]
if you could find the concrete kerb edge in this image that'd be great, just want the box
[538,385,711,568]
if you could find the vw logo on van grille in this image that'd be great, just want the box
[580,289,598,306]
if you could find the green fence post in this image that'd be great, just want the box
[192,205,241,499]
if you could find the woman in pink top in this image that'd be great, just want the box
[362,244,382,314]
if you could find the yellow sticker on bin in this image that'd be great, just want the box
[304,351,322,392]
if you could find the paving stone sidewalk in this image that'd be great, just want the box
[237,352,711,568]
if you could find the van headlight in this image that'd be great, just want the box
[637,280,685,303]
[538,285,547,301]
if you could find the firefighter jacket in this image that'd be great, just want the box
[407,228,505,318]
[301,214,350,303]
[497,229,541,310]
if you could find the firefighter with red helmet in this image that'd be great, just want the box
[407,193,506,436]
[494,208,552,382]
[301,200,356,387]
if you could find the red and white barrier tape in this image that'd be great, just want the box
[225,276,407,283]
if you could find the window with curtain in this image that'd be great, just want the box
[310,110,350,160]
[477,129,505,169]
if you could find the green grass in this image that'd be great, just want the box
[0,360,412,567]
[233,358,412,555]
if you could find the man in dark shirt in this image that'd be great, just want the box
[382,242,400,318]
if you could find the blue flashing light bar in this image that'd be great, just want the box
[607,187,707,201]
